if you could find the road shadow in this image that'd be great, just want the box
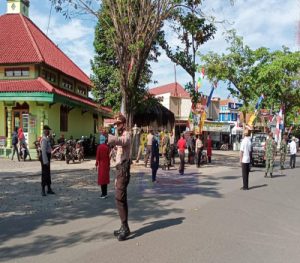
[129,217,185,239]
[249,184,268,190]
[271,174,286,178]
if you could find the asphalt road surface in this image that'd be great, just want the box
[0,152,299,263]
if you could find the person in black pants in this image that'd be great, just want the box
[40,125,55,196]
[150,135,159,182]
[11,128,20,161]
[240,130,252,190]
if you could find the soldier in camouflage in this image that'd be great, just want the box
[279,134,288,170]
[162,130,171,170]
[264,132,276,178]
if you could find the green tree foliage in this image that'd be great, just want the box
[199,30,268,123]
[90,7,158,112]
[256,47,300,125]
[158,0,216,105]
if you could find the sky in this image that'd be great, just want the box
[0,0,299,99]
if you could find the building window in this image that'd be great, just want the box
[78,86,87,96]
[62,79,73,91]
[60,105,68,132]
[41,70,56,82]
[5,67,29,77]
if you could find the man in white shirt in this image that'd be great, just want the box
[289,137,297,169]
[240,129,252,190]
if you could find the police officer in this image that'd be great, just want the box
[280,134,288,170]
[264,132,276,178]
[108,114,131,241]
[40,125,55,196]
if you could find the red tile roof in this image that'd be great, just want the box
[0,78,111,113]
[0,14,91,86]
[219,99,234,106]
[149,82,190,98]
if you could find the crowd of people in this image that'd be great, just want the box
[10,114,298,242]
[240,130,298,190]
[135,129,213,179]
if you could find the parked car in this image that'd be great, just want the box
[251,132,268,166]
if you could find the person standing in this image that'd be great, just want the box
[18,127,32,161]
[95,134,110,198]
[144,130,153,167]
[40,125,55,196]
[108,114,131,241]
[187,133,195,164]
[135,130,145,163]
[264,132,276,178]
[206,133,212,163]
[150,134,159,182]
[289,136,297,169]
[177,133,187,175]
[240,130,252,190]
[195,135,204,168]
[162,130,171,170]
[279,134,288,170]
[11,128,20,161]
[169,131,175,165]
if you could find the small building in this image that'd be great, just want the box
[0,0,112,157]
[149,82,192,137]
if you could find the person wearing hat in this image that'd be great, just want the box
[240,129,252,190]
[108,113,131,241]
[289,136,297,169]
[40,125,55,196]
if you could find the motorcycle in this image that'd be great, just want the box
[75,140,84,162]
[65,140,76,164]
[52,143,66,161]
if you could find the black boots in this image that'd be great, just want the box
[270,173,273,178]
[42,186,55,196]
[41,186,46,196]
[47,186,55,194]
[114,224,130,241]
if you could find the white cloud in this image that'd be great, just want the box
[30,3,96,76]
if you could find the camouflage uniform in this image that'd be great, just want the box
[265,137,276,176]
[279,139,287,169]
[162,133,171,170]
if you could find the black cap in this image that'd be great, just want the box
[43,125,52,130]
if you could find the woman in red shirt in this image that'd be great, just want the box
[177,133,187,175]
[95,134,110,198]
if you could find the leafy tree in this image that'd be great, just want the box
[199,30,268,124]
[158,0,216,106]
[90,7,158,113]
[51,0,177,127]
[256,47,300,126]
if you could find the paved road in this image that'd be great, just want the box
[0,152,299,263]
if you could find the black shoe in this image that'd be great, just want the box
[281,166,284,170]
[240,187,249,190]
[41,189,46,196]
[114,226,123,237]
[264,173,267,178]
[47,189,55,194]
[117,227,131,241]
[270,173,273,178]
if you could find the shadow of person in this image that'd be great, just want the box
[271,174,286,178]
[248,184,268,190]
[129,217,185,239]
